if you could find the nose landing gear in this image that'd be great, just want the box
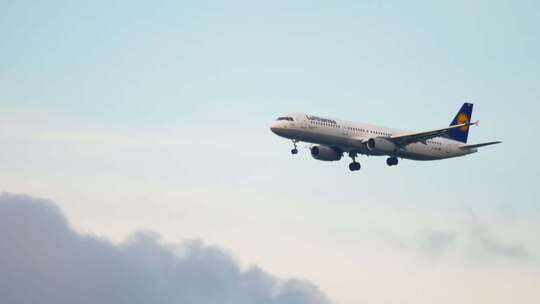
[291,139,299,154]
[386,157,398,166]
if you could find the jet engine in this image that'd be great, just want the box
[310,145,342,161]
[366,137,396,152]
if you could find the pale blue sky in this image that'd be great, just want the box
[1,1,539,303]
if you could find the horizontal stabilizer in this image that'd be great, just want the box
[460,141,502,149]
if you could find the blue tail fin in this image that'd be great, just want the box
[447,103,473,143]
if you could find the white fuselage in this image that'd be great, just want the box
[270,112,477,161]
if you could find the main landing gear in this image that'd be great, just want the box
[348,152,361,171]
[291,139,299,154]
[386,157,398,166]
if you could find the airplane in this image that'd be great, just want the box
[269,103,500,171]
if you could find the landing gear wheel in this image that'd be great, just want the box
[348,152,361,171]
[386,157,398,166]
[349,162,361,171]
[291,148,298,154]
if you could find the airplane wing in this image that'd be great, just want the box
[388,121,479,147]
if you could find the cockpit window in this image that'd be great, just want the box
[276,117,294,121]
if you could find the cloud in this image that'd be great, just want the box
[466,209,531,261]
[477,237,530,260]
[419,229,456,256]
[0,193,330,304]
[415,210,533,262]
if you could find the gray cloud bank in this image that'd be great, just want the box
[0,193,330,304]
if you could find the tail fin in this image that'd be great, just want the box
[447,103,474,143]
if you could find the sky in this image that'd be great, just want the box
[1,1,539,303]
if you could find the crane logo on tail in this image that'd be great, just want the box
[457,113,470,131]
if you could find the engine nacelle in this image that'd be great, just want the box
[367,137,396,152]
[310,145,342,161]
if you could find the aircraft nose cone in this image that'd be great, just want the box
[270,121,280,134]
